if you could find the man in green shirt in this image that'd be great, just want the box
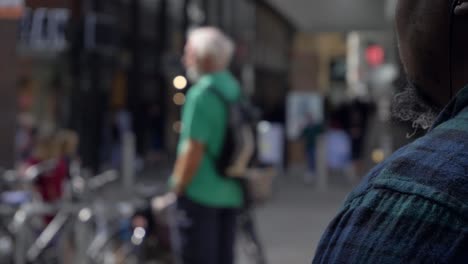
[170,27,243,264]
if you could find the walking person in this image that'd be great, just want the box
[301,114,323,184]
[169,27,243,264]
[22,134,68,224]
[324,118,351,174]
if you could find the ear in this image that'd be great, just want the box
[454,1,468,16]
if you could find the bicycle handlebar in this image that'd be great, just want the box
[87,170,119,191]
[0,159,58,186]
[23,159,58,182]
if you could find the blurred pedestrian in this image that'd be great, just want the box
[23,133,68,223]
[346,99,371,176]
[324,118,351,173]
[54,129,79,171]
[313,1,468,262]
[169,27,243,264]
[300,114,323,184]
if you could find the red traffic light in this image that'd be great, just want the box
[365,45,385,67]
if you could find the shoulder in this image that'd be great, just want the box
[348,120,468,211]
[184,87,225,118]
[315,112,468,262]
[185,87,208,108]
[186,83,215,100]
[314,188,468,263]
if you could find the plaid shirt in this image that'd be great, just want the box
[313,87,468,264]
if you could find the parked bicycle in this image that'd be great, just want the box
[0,160,60,264]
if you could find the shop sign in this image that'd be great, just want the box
[18,7,69,52]
[286,92,324,140]
[0,0,24,19]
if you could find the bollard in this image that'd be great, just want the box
[14,218,26,264]
[74,216,91,264]
[316,134,328,191]
[121,132,136,190]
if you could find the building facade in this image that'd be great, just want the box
[2,0,294,171]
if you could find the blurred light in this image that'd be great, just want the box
[79,208,92,222]
[370,63,398,87]
[173,121,182,134]
[366,45,385,67]
[173,76,188,90]
[347,32,360,84]
[131,227,146,245]
[72,177,85,193]
[173,93,186,106]
[152,193,177,211]
[134,227,146,239]
[258,121,271,134]
[15,210,26,223]
[372,149,385,164]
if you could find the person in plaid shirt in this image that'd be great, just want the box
[313,1,468,263]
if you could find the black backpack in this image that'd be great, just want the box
[209,87,258,178]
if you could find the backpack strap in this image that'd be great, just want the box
[208,85,231,106]
[204,86,230,164]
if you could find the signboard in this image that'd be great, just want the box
[0,0,24,19]
[286,92,324,140]
[18,8,69,52]
[258,122,284,166]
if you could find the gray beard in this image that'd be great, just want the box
[186,67,202,83]
[391,81,441,132]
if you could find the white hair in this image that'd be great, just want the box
[188,27,235,70]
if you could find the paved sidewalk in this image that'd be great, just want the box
[244,176,353,264]
[100,167,353,264]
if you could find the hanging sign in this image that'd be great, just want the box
[18,7,69,52]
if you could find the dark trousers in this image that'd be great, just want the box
[172,196,237,264]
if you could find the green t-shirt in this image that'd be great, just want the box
[171,71,243,208]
